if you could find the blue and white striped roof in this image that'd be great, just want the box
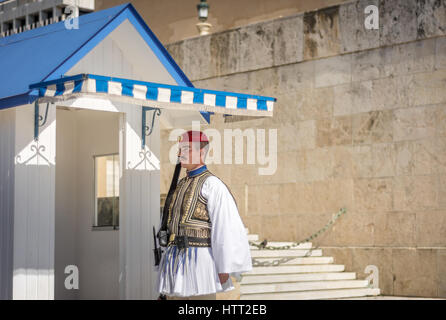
[29,74,276,117]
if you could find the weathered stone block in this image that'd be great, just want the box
[302,148,334,181]
[268,151,297,185]
[247,67,279,97]
[295,120,317,150]
[210,30,240,76]
[393,106,436,142]
[351,49,385,82]
[439,175,446,208]
[296,212,337,245]
[181,35,212,81]
[351,145,374,178]
[237,21,274,73]
[339,0,380,53]
[370,76,411,111]
[230,164,255,187]
[380,0,418,46]
[434,135,446,174]
[353,177,393,212]
[166,41,184,70]
[374,212,416,246]
[416,210,446,247]
[331,146,354,179]
[279,183,299,214]
[277,122,315,153]
[277,214,299,241]
[316,115,352,147]
[416,0,446,39]
[395,139,436,176]
[333,84,354,116]
[271,92,302,125]
[304,5,341,59]
[295,151,308,183]
[407,70,446,107]
[293,181,314,214]
[219,72,250,93]
[331,211,375,246]
[392,249,438,297]
[277,120,316,152]
[242,215,263,235]
[382,39,436,77]
[393,175,438,211]
[372,143,396,177]
[273,15,304,66]
[315,54,352,88]
[328,178,354,212]
[254,184,281,216]
[261,215,281,240]
[351,81,374,114]
[293,87,334,121]
[277,60,314,93]
[436,37,446,70]
[438,250,446,298]
[311,180,331,214]
[352,110,393,145]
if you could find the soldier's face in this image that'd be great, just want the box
[178,142,202,169]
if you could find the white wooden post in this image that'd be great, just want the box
[13,103,56,299]
[0,108,16,300]
[119,105,160,300]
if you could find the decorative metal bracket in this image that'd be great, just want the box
[34,100,50,141]
[141,106,161,149]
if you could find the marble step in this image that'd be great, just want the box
[241,272,357,284]
[245,264,345,275]
[241,280,370,294]
[247,234,259,241]
[240,288,381,300]
[250,242,313,250]
[251,256,334,265]
[251,249,322,258]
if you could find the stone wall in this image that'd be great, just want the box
[162,0,446,298]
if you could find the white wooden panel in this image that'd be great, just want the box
[118,102,161,300]
[67,36,136,80]
[13,103,56,300]
[54,109,78,300]
[0,108,15,300]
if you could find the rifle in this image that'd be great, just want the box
[153,160,182,266]
[153,226,161,266]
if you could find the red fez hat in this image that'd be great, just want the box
[179,130,209,143]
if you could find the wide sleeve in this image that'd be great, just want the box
[202,176,253,275]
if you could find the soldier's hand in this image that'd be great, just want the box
[218,273,229,284]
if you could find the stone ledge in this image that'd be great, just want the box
[166,0,446,81]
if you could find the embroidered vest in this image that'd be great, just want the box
[167,169,214,247]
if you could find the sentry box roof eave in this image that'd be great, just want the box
[30,73,276,116]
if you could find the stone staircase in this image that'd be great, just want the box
[241,232,380,300]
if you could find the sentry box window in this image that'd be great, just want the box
[94,154,119,229]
